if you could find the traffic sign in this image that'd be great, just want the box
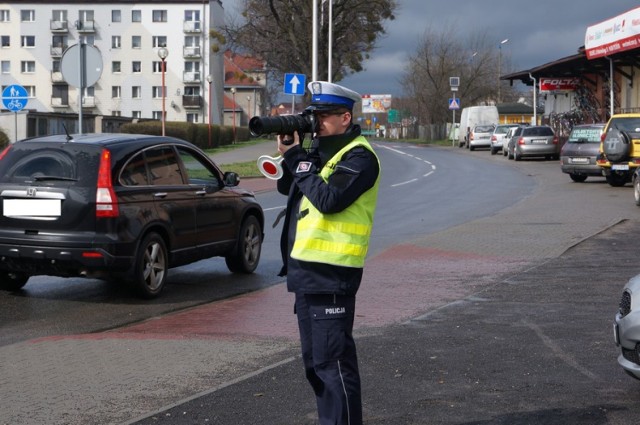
[284,73,306,96]
[2,84,28,112]
[448,98,460,110]
[61,43,103,88]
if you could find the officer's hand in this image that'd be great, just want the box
[277,133,300,155]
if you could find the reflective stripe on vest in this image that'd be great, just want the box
[291,136,380,268]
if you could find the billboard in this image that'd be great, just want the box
[585,6,640,59]
[539,77,579,92]
[362,94,392,114]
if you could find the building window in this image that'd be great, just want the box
[112,110,122,117]
[152,36,167,48]
[24,86,36,97]
[132,111,141,118]
[132,86,141,99]
[0,10,10,22]
[21,36,35,48]
[132,10,141,22]
[152,111,163,120]
[112,86,121,98]
[52,60,61,72]
[132,61,141,73]
[131,35,141,49]
[20,10,35,22]
[152,86,164,98]
[112,61,121,73]
[112,36,121,49]
[153,61,164,73]
[80,35,95,46]
[1,36,9,47]
[20,61,35,73]
[1,61,9,74]
[186,113,199,123]
[111,10,121,23]
[152,10,167,22]
[184,86,200,96]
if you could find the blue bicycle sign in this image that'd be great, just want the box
[2,84,28,112]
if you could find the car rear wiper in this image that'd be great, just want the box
[32,176,78,182]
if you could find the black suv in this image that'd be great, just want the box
[0,133,264,298]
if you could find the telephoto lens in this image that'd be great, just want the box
[249,113,314,137]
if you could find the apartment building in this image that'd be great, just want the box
[0,0,237,133]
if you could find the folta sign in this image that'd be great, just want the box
[539,78,579,93]
[585,6,640,59]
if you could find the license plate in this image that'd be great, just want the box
[3,199,61,217]
[531,139,547,144]
[612,164,630,170]
[614,322,620,345]
[570,157,589,164]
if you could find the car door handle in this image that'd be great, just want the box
[153,192,168,198]
[195,190,207,196]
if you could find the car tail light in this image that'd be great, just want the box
[96,148,119,218]
[517,137,525,145]
[470,133,474,140]
[491,135,497,141]
[553,136,559,144]
[82,252,104,258]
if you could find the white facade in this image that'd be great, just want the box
[0,1,225,126]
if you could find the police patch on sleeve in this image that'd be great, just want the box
[296,161,312,174]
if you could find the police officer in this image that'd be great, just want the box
[276,81,380,425]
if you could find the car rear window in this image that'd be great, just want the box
[568,127,602,143]
[494,126,511,134]
[474,125,494,133]
[609,117,640,137]
[523,127,554,137]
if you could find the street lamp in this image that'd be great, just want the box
[206,74,212,147]
[498,38,509,104]
[230,87,236,144]
[157,47,169,136]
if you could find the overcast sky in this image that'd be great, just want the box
[225,0,640,97]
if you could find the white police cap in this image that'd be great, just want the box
[307,81,361,111]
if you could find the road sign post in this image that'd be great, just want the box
[2,84,28,143]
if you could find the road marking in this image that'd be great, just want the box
[376,144,437,187]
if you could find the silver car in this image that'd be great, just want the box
[490,124,521,155]
[560,123,605,182]
[614,274,640,380]
[468,124,495,151]
[508,125,559,161]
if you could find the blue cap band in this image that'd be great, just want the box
[310,93,355,109]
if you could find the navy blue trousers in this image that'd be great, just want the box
[294,293,362,425]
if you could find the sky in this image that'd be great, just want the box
[224,0,640,98]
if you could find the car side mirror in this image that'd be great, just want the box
[223,171,240,187]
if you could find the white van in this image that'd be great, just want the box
[458,106,499,148]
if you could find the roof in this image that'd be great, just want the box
[224,51,265,88]
[497,102,542,115]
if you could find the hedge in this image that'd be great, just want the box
[119,121,250,150]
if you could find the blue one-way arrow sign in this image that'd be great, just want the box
[284,73,306,96]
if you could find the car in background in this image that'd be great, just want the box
[0,133,264,298]
[597,114,640,187]
[507,125,559,161]
[468,124,495,151]
[560,123,606,182]
[490,124,522,155]
[505,126,525,159]
[614,273,640,380]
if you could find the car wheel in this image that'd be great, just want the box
[514,150,521,161]
[132,232,168,298]
[0,271,28,291]
[607,173,627,187]
[226,215,262,274]
[503,149,508,157]
[634,177,640,206]
[570,174,588,183]
[490,148,497,155]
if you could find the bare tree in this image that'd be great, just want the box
[224,0,397,94]
[402,26,515,125]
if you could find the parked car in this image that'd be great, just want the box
[507,125,559,161]
[560,123,606,182]
[490,124,522,155]
[468,124,495,151]
[505,126,525,159]
[598,114,640,187]
[0,133,264,298]
[614,273,640,380]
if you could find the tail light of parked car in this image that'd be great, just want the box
[553,136,559,144]
[491,135,497,142]
[0,145,11,161]
[517,137,525,145]
[95,148,119,218]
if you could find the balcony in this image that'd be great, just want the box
[51,97,68,107]
[50,45,67,57]
[51,71,64,83]
[183,21,201,33]
[77,20,95,33]
[182,95,202,108]
[183,46,201,58]
[183,71,201,83]
[82,97,96,108]
[50,20,68,32]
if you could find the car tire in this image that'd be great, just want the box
[607,173,628,187]
[570,174,588,183]
[634,177,640,206]
[0,271,29,291]
[225,215,262,274]
[514,150,521,161]
[490,148,497,155]
[131,232,168,299]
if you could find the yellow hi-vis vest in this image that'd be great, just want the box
[291,136,380,268]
